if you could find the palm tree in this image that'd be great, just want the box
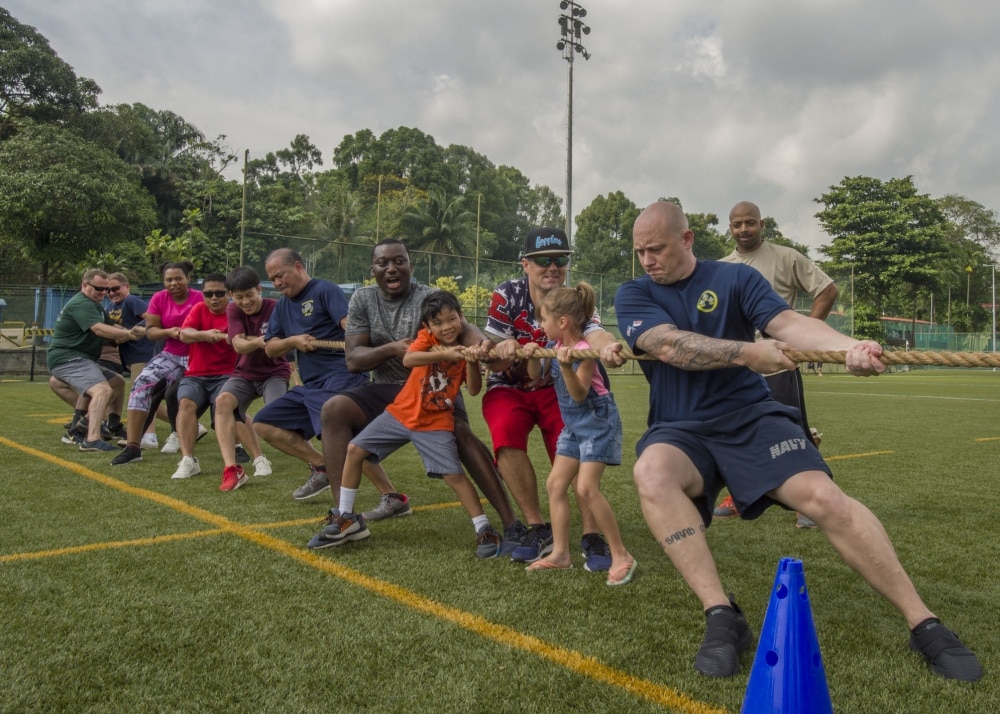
[398,188,475,257]
[312,187,365,282]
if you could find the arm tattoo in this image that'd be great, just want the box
[638,325,746,370]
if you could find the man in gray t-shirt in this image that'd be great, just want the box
[309,239,520,545]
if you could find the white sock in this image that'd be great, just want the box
[472,514,490,533]
[339,487,358,515]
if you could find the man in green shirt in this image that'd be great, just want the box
[47,269,140,452]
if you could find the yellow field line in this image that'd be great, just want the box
[973,436,1000,442]
[824,450,895,461]
[0,435,724,714]
[1,530,225,562]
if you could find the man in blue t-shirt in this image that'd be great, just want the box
[252,248,391,500]
[614,200,980,682]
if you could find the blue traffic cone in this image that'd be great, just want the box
[741,558,833,714]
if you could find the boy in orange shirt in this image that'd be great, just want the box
[307,291,500,558]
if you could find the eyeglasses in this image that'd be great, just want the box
[87,283,110,292]
[528,255,569,268]
[107,286,123,293]
[203,290,228,299]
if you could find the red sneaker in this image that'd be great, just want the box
[713,495,740,519]
[220,464,248,492]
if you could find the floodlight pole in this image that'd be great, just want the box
[992,263,996,354]
[556,1,590,252]
[239,149,249,266]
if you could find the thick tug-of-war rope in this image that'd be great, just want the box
[310,339,1000,368]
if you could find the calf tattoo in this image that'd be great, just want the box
[663,524,705,546]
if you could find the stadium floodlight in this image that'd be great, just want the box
[556,0,591,253]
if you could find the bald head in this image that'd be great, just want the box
[729,201,761,223]
[729,201,764,254]
[632,201,696,285]
[635,201,689,237]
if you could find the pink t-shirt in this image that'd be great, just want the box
[554,339,609,396]
[147,289,203,356]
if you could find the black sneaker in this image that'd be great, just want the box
[581,532,612,572]
[234,444,250,464]
[106,421,126,441]
[909,618,983,681]
[500,520,529,558]
[695,597,755,677]
[111,444,143,466]
[61,429,84,445]
[511,523,554,563]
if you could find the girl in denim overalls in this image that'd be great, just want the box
[522,282,637,586]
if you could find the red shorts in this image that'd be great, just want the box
[482,385,563,462]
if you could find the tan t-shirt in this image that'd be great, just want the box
[719,240,833,309]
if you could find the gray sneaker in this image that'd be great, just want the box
[475,524,501,559]
[306,511,370,549]
[361,493,412,521]
[292,466,330,501]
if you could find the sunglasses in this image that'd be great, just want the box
[528,255,570,268]
[87,283,110,292]
[203,290,228,299]
[107,286,123,293]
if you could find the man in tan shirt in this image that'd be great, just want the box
[715,201,838,527]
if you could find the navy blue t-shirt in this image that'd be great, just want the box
[265,278,352,386]
[107,294,154,367]
[615,260,789,424]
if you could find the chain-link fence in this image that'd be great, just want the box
[2,244,995,367]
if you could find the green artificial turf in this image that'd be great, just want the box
[0,370,996,712]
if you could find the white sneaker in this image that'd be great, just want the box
[171,455,201,480]
[253,455,273,477]
[196,423,209,440]
[161,432,180,454]
[140,433,159,450]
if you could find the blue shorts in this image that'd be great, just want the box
[253,371,368,440]
[636,400,831,526]
[352,411,462,478]
[555,393,622,465]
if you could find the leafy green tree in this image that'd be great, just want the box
[144,208,209,272]
[0,123,156,284]
[572,191,639,275]
[815,176,949,333]
[0,7,100,139]
[331,128,377,190]
[931,194,999,330]
[659,198,729,260]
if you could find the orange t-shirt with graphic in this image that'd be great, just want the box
[386,328,466,432]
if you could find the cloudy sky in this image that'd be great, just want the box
[7,0,1000,254]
